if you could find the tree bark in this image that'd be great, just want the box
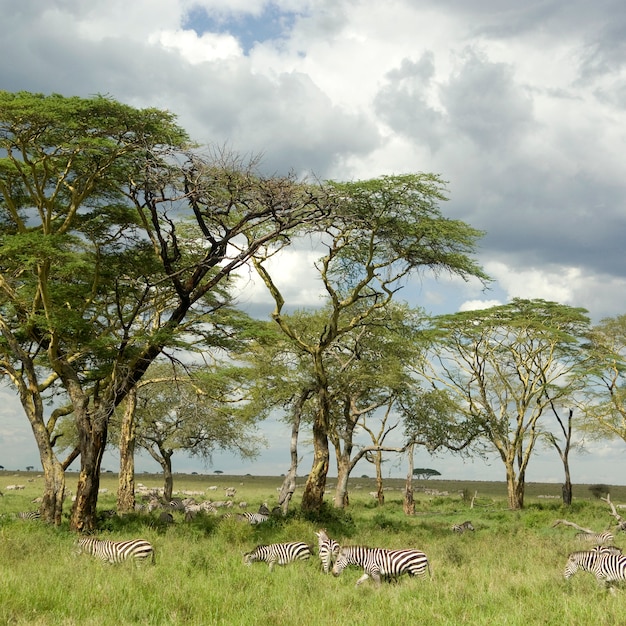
[301,418,329,512]
[278,389,308,515]
[70,414,107,532]
[505,462,525,510]
[403,443,415,516]
[334,459,350,508]
[117,387,137,514]
[160,450,174,502]
[374,450,385,506]
[39,447,66,525]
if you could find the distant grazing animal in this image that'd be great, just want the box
[77,537,155,565]
[16,511,41,521]
[315,529,340,574]
[451,521,475,533]
[575,531,614,545]
[236,512,269,525]
[244,542,312,571]
[332,546,430,587]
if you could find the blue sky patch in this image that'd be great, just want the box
[183,4,301,54]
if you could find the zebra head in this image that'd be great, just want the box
[564,551,600,580]
[243,545,264,566]
[331,546,356,577]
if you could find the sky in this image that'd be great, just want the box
[1,0,625,487]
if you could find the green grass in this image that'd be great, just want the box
[2,472,626,625]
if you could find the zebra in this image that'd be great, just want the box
[236,512,269,525]
[451,521,474,533]
[315,529,340,574]
[16,511,41,521]
[77,537,155,565]
[564,548,626,590]
[332,545,430,587]
[575,531,614,545]
[243,542,312,571]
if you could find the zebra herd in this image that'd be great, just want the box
[244,529,430,588]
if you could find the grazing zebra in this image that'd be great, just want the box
[236,512,269,525]
[452,521,474,533]
[315,529,340,574]
[575,531,614,545]
[77,537,155,565]
[16,511,41,521]
[564,549,626,589]
[332,545,430,587]
[244,542,312,571]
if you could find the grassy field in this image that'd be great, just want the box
[2,471,626,625]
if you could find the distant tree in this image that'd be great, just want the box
[214,470,223,475]
[412,468,441,480]
[582,315,626,444]
[422,299,591,510]
[125,363,265,501]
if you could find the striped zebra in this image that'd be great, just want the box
[236,512,269,525]
[575,531,614,545]
[564,548,626,590]
[243,542,312,571]
[332,545,430,587]
[16,511,41,521]
[315,529,340,574]
[451,521,474,533]
[77,537,155,565]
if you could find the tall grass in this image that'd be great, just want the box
[2,472,626,625]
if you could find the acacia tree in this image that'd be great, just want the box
[422,299,591,510]
[126,363,264,501]
[582,315,626,443]
[325,303,424,508]
[253,173,488,512]
[0,91,327,530]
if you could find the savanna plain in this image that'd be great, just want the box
[2,472,626,626]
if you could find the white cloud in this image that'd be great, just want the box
[150,29,242,63]
[459,299,502,312]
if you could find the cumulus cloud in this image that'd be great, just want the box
[1,0,626,479]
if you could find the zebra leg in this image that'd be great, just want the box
[355,572,371,586]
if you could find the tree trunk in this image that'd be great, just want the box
[403,443,415,516]
[374,450,385,506]
[301,418,329,512]
[40,450,66,525]
[278,392,306,515]
[160,451,174,502]
[505,462,524,510]
[29,417,66,525]
[334,458,350,508]
[70,416,107,532]
[562,455,573,506]
[117,388,137,514]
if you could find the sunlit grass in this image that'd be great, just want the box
[2,472,626,624]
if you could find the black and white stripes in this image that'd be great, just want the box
[451,521,474,533]
[575,531,614,545]
[77,537,155,565]
[315,529,340,574]
[16,511,41,521]
[244,542,312,570]
[564,547,626,589]
[236,512,270,525]
[331,545,430,586]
